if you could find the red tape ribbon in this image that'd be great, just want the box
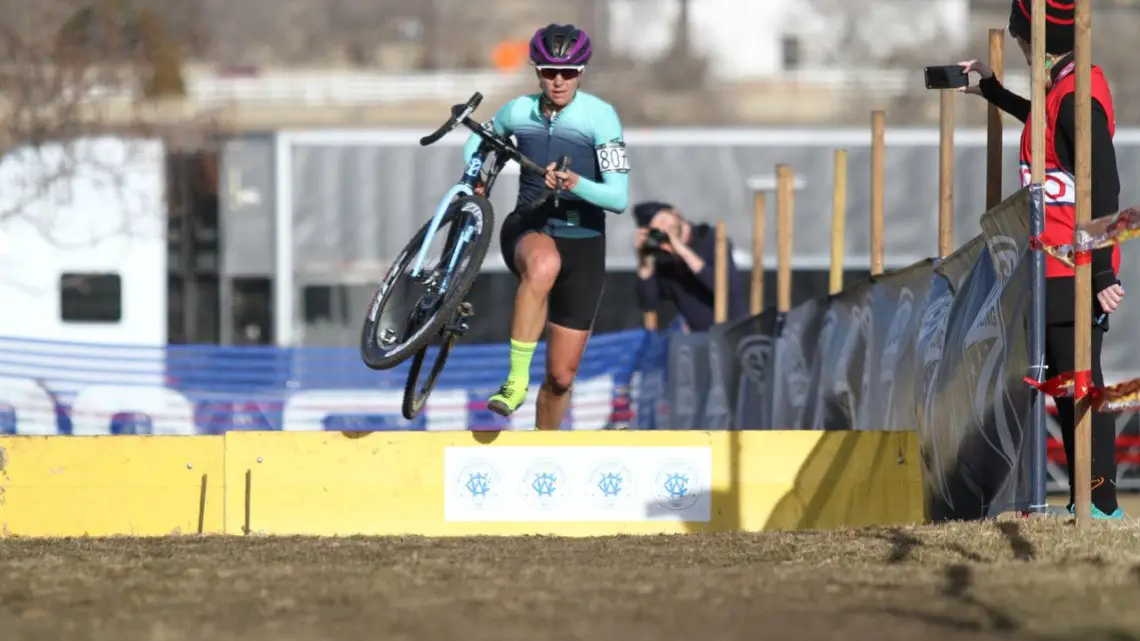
[1028,236,1044,251]
[1073,250,1092,266]
[1090,386,1106,409]
[1074,369,1092,399]
[1024,372,1075,397]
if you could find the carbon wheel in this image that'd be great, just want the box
[359,195,493,371]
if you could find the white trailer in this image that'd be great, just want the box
[0,137,168,345]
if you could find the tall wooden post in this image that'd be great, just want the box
[938,91,955,258]
[870,111,885,275]
[985,28,1006,210]
[1072,0,1093,529]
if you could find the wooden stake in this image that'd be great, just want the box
[714,220,728,324]
[1072,0,1093,529]
[870,111,885,275]
[986,28,1005,210]
[777,164,794,313]
[939,90,955,258]
[830,149,848,294]
[750,192,766,315]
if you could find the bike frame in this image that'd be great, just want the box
[404,92,561,299]
[408,143,504,295]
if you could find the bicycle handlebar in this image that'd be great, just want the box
[419,91,561,179]
[419,93,480,146]
[552,155,570,207]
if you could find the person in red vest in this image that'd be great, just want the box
[958,0,1125,519]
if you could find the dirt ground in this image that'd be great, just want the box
[4,514,1140,641]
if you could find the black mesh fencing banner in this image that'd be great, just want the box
[769,298,828,430]
[918,196,1033,520]
[633,188,1038,521]
[701,322,737,430]
[725,310,780,430]
[665,331,712,431]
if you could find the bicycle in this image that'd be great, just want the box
[359,92,571,420]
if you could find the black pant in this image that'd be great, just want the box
[1045,322,1118,509]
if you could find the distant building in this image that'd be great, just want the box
[606,0,969,79]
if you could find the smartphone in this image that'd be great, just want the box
[924,65,968,90]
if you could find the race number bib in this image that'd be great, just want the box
[595,140,630,174]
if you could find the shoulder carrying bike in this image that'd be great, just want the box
[359,92,571,420]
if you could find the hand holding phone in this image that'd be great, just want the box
[924,64,969,90]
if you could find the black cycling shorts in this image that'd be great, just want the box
[499,210,606,331]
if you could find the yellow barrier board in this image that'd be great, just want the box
[0,435,224,537]
[0,431,923,537]
[224,430,923,537]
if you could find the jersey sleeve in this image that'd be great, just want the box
[462,98,517,163]
[568,102,630,214]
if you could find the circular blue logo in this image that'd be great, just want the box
[586,458,636,510]
[653,459,703,511]
[520,458,568,510]
[454,459,503,510]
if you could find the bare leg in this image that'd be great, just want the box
[487,233,561,416]
[536,322,591,430]
[511,233,559,342]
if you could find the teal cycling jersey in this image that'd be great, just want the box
[462,91,630,238]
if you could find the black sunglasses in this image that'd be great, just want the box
[538,67,582,80]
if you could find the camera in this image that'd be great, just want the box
[643,228,670,253]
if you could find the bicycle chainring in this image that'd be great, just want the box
[403,291,443,338]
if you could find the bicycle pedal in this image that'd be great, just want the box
[445,321,470,335]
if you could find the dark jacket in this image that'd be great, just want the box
[635,223,749,332]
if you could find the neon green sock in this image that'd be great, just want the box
[506,339,537,387]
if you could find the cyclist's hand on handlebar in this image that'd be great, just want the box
[544,162,579,191]
[555,169,579,191]
[543,162,558,189]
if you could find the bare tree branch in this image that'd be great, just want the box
[0,1,212,250]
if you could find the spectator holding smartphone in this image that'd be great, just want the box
[958,0,1124,519]
[633,201,748,332]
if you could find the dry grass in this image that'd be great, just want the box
[3,518,1140,641]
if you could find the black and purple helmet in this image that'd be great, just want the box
[529,24,592,67]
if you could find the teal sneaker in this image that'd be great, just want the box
[1066,502,1126,520]
[1093,505,1126,520]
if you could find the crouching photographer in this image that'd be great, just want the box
[633,201,748,332]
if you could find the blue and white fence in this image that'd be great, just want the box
[0,330,650,435]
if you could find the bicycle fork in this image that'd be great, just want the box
[412,214,475,303]
[410,183,472,280]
